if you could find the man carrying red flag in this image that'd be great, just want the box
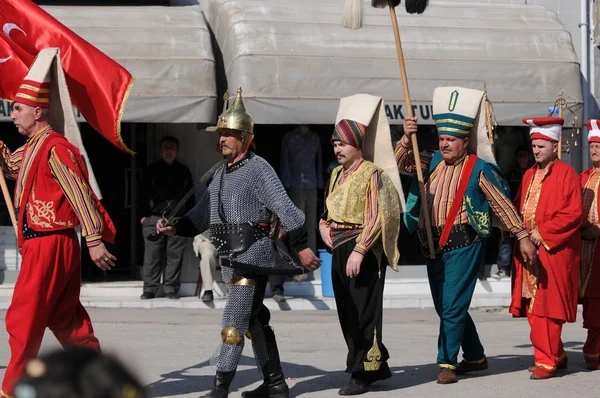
[0,48,117,398]
[0,0,133,153]
[579,119,600,371]
[510,117,582,380]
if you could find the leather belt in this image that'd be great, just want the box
[22,215,53,240]
[417,224,480,254]
[209,223,270,257]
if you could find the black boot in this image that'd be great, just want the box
[242,327,289,398]
[200,371,236,398]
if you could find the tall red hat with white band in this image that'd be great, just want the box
[586,120,600,143]
[523,117,564,142]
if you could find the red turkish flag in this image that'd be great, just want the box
[0,38,28,102]
[0,0,134,153]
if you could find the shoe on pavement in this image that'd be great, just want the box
[492,269,510,280]
[338,378,369,396]
[529,356,568,373]
[165,293,179,300]
[140,292,155,300]
[272,294,286,303]
[437,368,457,384]
[201,290,214,303]
[530,366,555,380]
[455,357,488,375]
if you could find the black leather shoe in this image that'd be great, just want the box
[165,293,179,300]
[338,378,369,396]
[241,381,289,398]
[140,292,155,300]
[201,290,214,302]
[200,371,235,398]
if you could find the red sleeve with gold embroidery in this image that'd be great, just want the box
[48,146,103,247]
[353,170,383,256]
[0,141,24,180]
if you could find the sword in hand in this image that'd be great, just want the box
[146,189,195,242]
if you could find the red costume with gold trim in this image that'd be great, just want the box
[0,127,116,398]
[510,119,582,377]
[0,51,115,397]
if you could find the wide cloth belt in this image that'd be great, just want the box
[209,223,270,257]
[417,223,480,254]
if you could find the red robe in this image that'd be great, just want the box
[510,160,582,322]
[580,168,600,298]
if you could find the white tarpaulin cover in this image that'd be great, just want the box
[0,5,217,123]
[208,0,582,126]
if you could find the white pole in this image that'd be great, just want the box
[581,0,591,171]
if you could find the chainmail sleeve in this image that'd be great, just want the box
[252,157,308,251]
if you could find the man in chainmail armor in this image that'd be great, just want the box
[156,88,321,398]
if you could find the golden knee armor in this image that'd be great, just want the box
[221,327,243,345]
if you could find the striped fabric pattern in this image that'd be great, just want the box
[14,126,53,208]
[48,147,103,246]
[395,139,434,173]
[14,80,51,109]
[433,113,474,138]
[395,141,527,238]
[0,143,24,180]
[332,119,367,149]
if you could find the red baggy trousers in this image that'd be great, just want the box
[1,230,100,397]
[525,300,566,371]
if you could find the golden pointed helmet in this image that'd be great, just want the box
[216,87,254,134]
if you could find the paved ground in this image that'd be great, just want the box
[0,307,595,398]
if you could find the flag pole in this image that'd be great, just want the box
[389,6,436,258]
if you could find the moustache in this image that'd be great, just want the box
[441,146,451,152]
[220,143,231,149]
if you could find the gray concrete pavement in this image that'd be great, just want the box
[0,307,596,398]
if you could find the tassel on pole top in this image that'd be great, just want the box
[343,0,429,29]
[372,0,429,13]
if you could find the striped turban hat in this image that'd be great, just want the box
[332,119,367,149]
[14,80,50,109]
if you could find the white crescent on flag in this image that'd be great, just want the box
[2,23,26,40]
[0,23,25,63]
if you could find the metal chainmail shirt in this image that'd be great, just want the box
[185,152,305,373]
[186,152,305,270]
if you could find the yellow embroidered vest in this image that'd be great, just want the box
[326,161,401,269]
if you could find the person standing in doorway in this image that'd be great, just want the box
[139,136,193,300]
[271,125,324,301]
